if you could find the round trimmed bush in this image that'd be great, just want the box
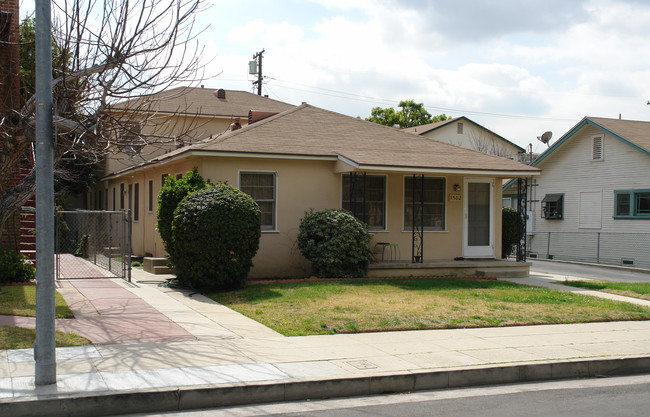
[157,167,209,261]
[0,251,35,283]
[171,184,261,291]
[297,209,374,278]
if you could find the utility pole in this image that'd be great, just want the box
[251,49,264,95]
[34,0,56,385]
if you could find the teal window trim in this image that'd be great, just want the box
[541,193,564,220]
[614,189,650,219]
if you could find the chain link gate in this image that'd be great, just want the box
[55,210,132,281]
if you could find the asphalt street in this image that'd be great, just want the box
[529,259,650,282]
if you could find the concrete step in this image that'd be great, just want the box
[143,257,172,274]
[21,249,36,260]
[476,268,529,278]
[153,265,174,275]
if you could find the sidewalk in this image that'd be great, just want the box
[2,268,650,416]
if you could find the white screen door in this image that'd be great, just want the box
[463,178,494,258]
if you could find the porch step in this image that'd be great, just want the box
[153,265,174,274]
[143,257,174,274]
[476,268,529,278]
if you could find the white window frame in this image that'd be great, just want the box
[239,170,278,232]
[402,175,447,232]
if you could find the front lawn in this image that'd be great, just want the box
[0,325,91,350]
[0,285,74,318]
[563,280,650,301]
[207,278,650,336]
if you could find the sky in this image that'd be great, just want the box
[22,0,650,153]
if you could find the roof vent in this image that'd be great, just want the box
[248,110,278,125]
[215,89,226,99]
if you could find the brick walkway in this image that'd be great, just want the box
[0,278,195,345]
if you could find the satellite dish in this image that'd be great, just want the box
[537,131,552,147]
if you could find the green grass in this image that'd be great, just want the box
[206,278,650,336]
[0,286,74,318]
[0,325,91,350]
[563,280,650,301]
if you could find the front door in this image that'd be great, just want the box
[463,178,494,258]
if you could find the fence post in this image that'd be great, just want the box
[547,231,551,259]
[126,210,132,283]
[597,232,600,264]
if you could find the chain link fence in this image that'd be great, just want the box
[55,210,131,281]
[527,231,650,269]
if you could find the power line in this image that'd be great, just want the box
[264,76,576,122]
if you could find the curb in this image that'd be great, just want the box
[3,356,650,417]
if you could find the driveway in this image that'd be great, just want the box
[529,259,650,283]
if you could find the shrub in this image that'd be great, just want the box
[0,251,35,283]
[171,184,261,291]
[157,167,210,261]
[502,206,524,258]
[297,209,374,278]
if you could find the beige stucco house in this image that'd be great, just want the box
[99,104,539,278]
[404,116,525,161]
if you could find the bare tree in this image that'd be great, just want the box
[0,0,210,236]
[464,128,520,160]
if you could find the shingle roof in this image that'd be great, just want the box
[154,104,538,174]
[109,87,295,117]
[588,117,650,154]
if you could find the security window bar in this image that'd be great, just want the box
[148,180,153,212]
[342,174,386,231]
[404,176,445,231]
[615,190,650,218]
[134,183,139,221]
[240,172,276,230]
[542,194,563,219]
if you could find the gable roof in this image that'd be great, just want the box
[502,116,650,191]
[533,116,650,167]
[403,116,525,152]
[106,104,539,178]
[109,86,295,118]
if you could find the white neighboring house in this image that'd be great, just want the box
[504,116,650,268]
[404,116,525,161]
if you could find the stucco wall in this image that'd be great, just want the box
[100,156,505,278]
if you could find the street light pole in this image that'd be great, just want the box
[34,0,56,385]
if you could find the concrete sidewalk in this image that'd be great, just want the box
[2,268,650,416]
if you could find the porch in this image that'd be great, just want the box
[368,259,530,278]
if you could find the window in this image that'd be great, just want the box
[119,183,125,210]
[161,173,168,186]
[240,172,276,230]
[592,135,603,161]
[175,173,183,180]
[541,194,563,219]
[342,174,386,230]
[112,187,116,211]
[615,190,650,218]
[457,122,463,134]
[128,184,133,215]
[404,176,446,231]
[148,180,153,212]
[104,189,108,210]
[134,183,139,221]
